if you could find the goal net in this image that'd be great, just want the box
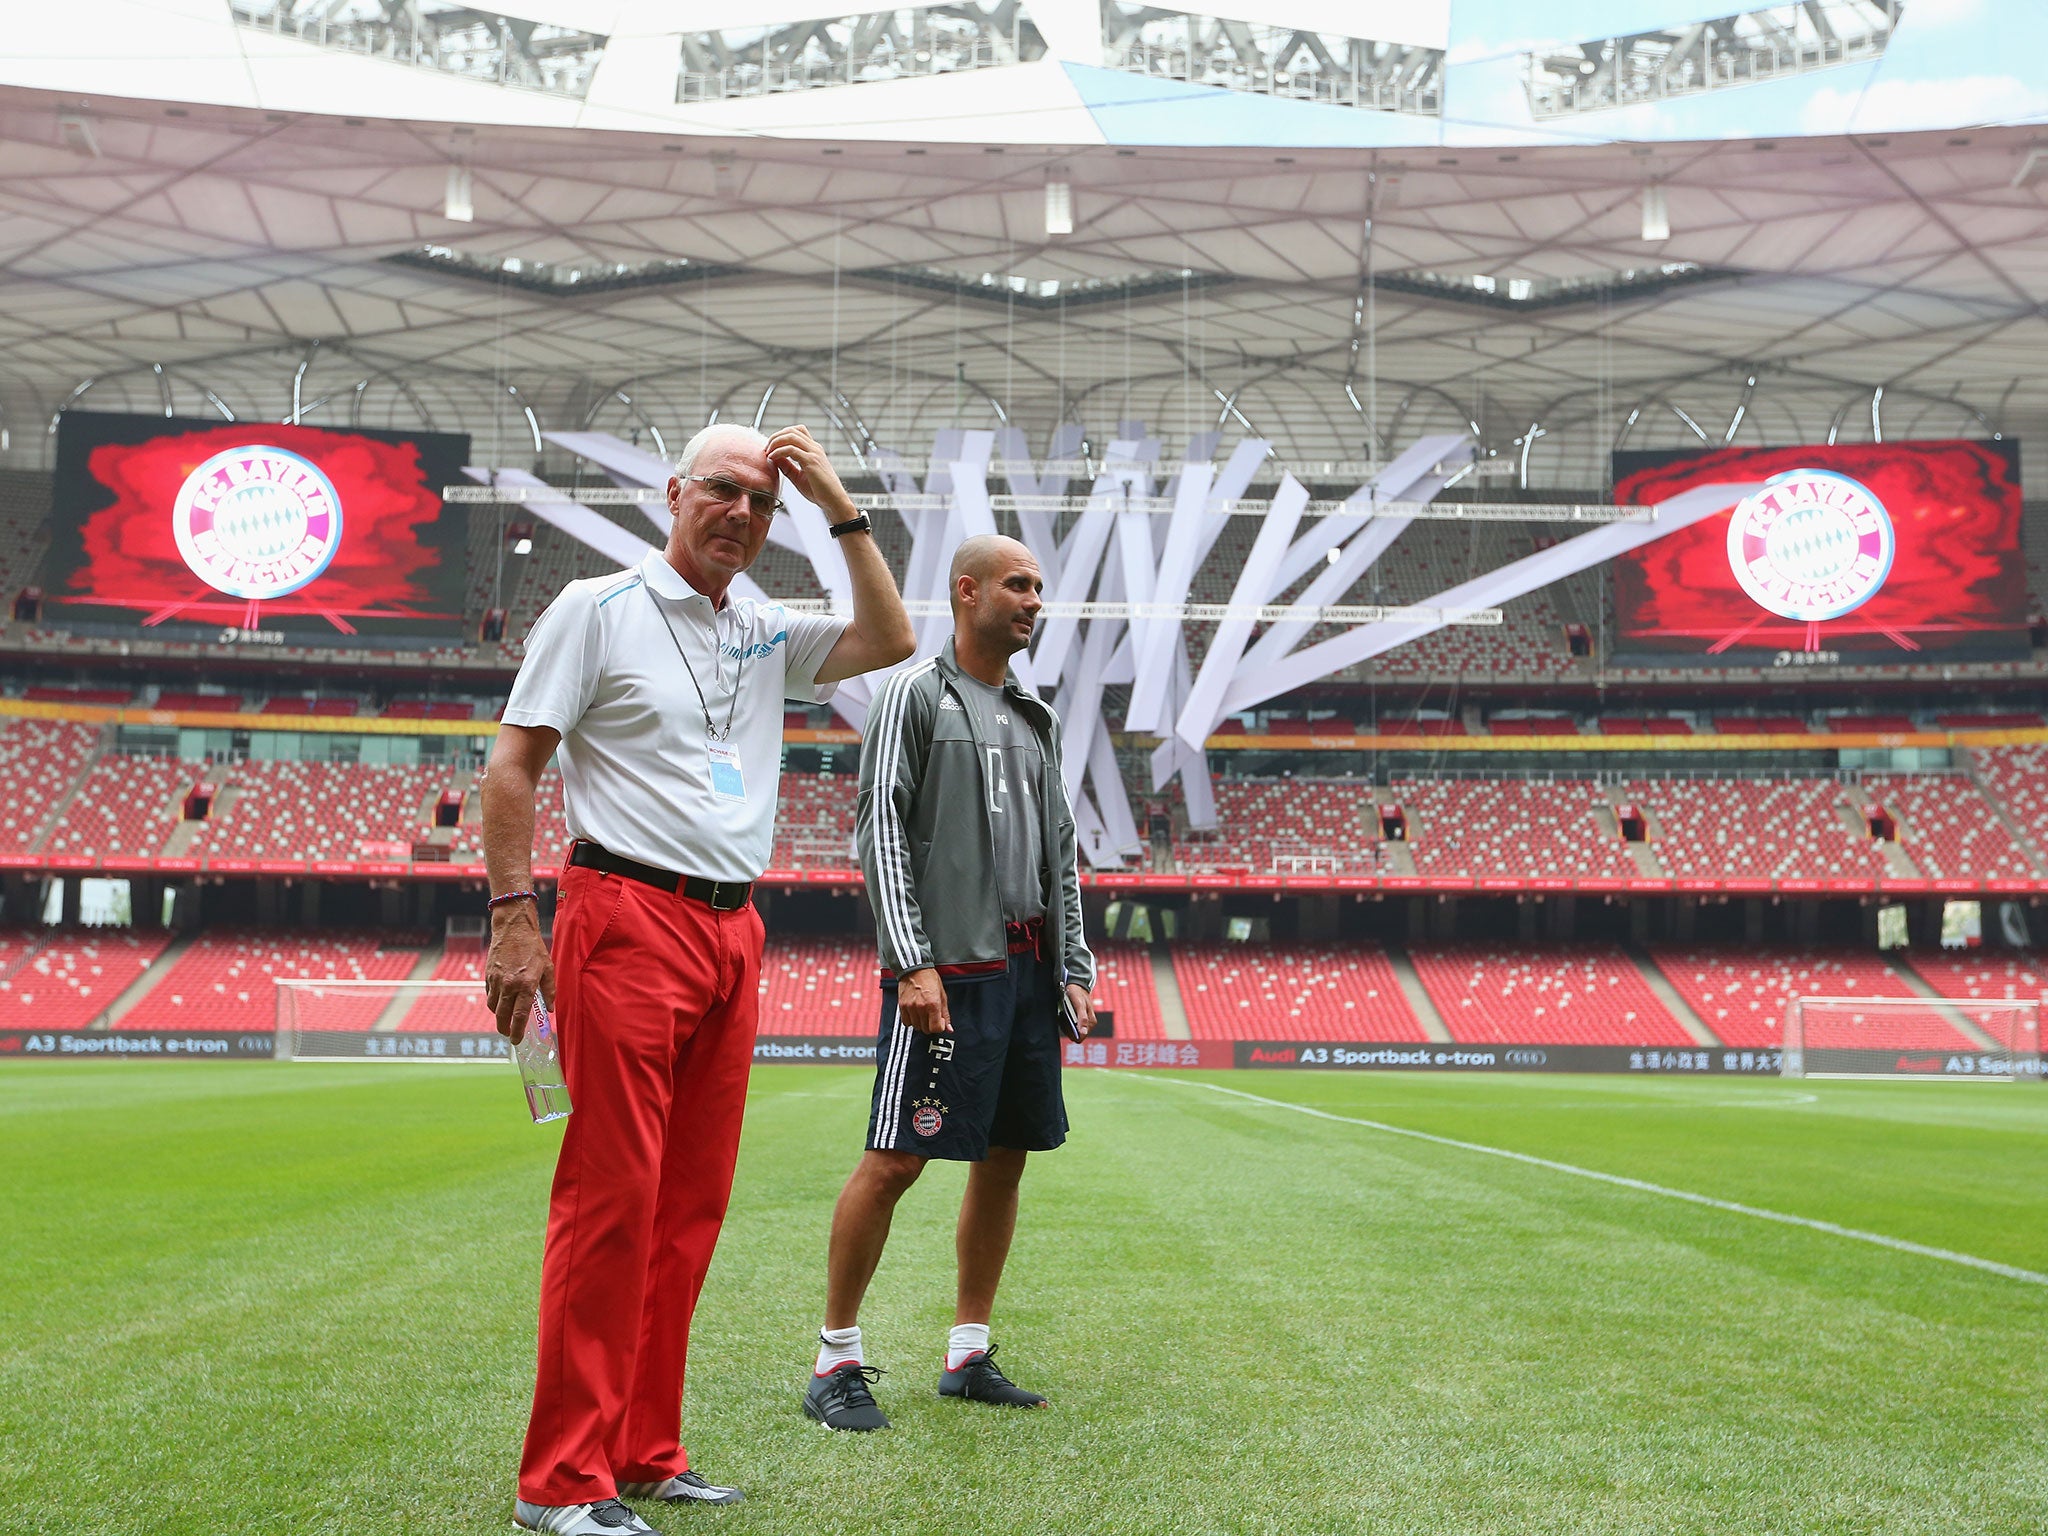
[1782,995,2041,1081]
[275,978,503,1063]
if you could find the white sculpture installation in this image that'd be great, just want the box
[468,433,1757,871]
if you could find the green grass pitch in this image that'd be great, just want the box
[4,1062,2044,1534]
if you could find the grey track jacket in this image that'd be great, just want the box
[856,640,1096,991]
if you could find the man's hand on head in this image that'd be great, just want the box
[897,967,953,1036]
[765,425,858,524]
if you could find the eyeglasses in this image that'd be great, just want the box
[684,474,784,520]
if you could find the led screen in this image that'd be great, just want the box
[49,413,471,643]
[1609,440,2026,668]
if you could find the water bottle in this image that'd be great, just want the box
[514,995,572,1124]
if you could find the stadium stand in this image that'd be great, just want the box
[1409,944,1693,1046]
[1965,747,2048,866]
[395,947,488,1033]
[24,685,130,704]
[44,754,196,860]
[1862,774,2038,880]
[1713,715,1813,735]
[1175,776,1379,874]
[0,929,173,1030]
[0,470,52,600]
[1488,715,1578,736]
[533,767,572,865]
[119,931,423,1033]
[0,720,97,855]
[504,521,622,648]
[257,696,360,716]
[1595,716,1693,736]
[771,772,857,869]
[757,936,873,1035]
[1356,521,1579,677]
[1089,942,1165,1040]
[1627,777,1891,882]
[1936,713,2043,729]
[1904,949,2048,1005]
[186,761,447,862]
[445,765,568,865]
[1171,942,1425,1040]
[1647,948,1971,1049]
[1396,778,1640,880]
[1372,716,1465,737]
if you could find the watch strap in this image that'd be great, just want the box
[827,512,874,539]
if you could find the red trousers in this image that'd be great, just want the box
[518,864,763,1505]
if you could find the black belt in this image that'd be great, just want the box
[569,841,753,912]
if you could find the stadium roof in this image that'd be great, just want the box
[2,77,2046,477]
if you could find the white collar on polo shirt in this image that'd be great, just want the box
[639,548,729,612]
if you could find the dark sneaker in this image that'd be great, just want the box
[514,1498,659,1533]
[803,1361,891,1431]
[619,1471,743,1507]
[937,1346,1048,1408]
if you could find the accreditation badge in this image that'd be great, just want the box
[707,740,747,802]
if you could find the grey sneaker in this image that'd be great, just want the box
[619,1470,744,1506]
[513,1498,659,1534]
[937,1346,1048,1408]
[803,1361,891,1431]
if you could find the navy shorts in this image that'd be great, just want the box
[865,951,1067,1162]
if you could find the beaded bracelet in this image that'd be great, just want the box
[488,889,538,911]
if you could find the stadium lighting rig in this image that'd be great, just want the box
[443,484,1641,524]
[789,599,1505,626]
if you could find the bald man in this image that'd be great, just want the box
[802,535,1097,1432]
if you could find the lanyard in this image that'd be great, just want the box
[646,583,744,742]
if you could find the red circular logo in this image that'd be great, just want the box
[911,1105,944,1138]
[172,445,344,600]
[1725,468,1893,622]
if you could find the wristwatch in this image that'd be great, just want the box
[827,512,874,539]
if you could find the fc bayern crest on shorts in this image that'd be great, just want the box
[1725,468,1894,623]
[172,445,344,599]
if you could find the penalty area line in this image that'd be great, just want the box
[1141,1075,2048,1289]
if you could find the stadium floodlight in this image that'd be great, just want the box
[1642,185,1669,242]
[1782,995,2041,1081]
[1044,179,1073,236]
[275,978,499,1062]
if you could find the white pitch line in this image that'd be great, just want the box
[1143,1076,2048,1288]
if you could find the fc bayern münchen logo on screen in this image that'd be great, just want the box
[172,445,344,600]
[1725,468,1894,622]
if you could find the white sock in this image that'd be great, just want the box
[945,1323,990,1371]
[815,1325,862,1376]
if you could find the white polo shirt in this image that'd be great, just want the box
[503,552,847,882]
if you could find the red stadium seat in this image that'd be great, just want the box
[1648,947,1972,1050]
[1171,942,1424,1040]
[1410,943,1691,1046]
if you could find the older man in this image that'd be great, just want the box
[485,423,911,1534]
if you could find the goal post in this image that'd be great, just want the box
[274,978,504,1062]
[1783,995,2041,1081]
